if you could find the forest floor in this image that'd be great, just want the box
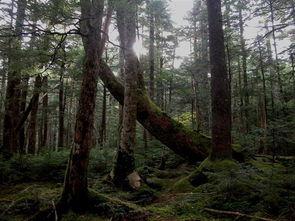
[0,145,294,221]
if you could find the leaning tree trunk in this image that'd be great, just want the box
[98,52,246,163]
[99,61,211,162]
[61,0,104,211]
[78,4,242,164]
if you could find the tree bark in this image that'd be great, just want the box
[257,40,268,153]
[58,50,65,148]
[206,0,232,160]
[148,0,155,101]
[41,76,49,148]
[19,76,29,152]
[269,0,284,100]
[98,85,107,145]
[27,75,42,154]
[99,61,210,162]
[111,0,139,186]
[2,0,27,156]
[61,0,104,211]
[238,0,250,133]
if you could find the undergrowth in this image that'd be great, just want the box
[0,146,294,220]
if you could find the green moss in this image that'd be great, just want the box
[62,212,107,221]
[171,176,194,192]
[142,93,162,113]
[154,169,183,179]
[199,158,240,172]
[232,144,242,152]
[147,204,174,217]
[88,189,145,212]
[250,159,285,172]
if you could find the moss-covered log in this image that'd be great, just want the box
[99,61,210,162]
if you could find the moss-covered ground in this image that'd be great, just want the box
[0,145,294,220]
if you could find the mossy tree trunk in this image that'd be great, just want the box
[111,0,139,187]
[99,61,210,163]
[206,0,232,160]
[61,0,104,211]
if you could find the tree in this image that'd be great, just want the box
[147,0,155,101]
[237,0,250,132]
[40,76,49,148]
[27,75,42,154]
[61,0,104,210]
[58,44,66,148]
[2,0,27,156]
[111,0,140,188]
[206,0,232,159]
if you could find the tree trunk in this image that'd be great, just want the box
[206,0,232,160]
[237,56,244,131]
[2,0,27,156]
[148,0,155,101]
[266,34,277,158]
[191,2,202,131]
[0,62,6,144]
[27,75,42,154]
[238,1,250,132]
[258,40,268,153]
[66,79,74,147]
[269,0,284,100]
[111,0,139,187]
[19,76,29,152]
[58,52,65,148]
[291,53,295,99]
[61,0,104,211]
[98,85,107,145]
[41,76,49,148]
[156,57,164,109]
[99,61,210,162]
[118,46,124,143]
